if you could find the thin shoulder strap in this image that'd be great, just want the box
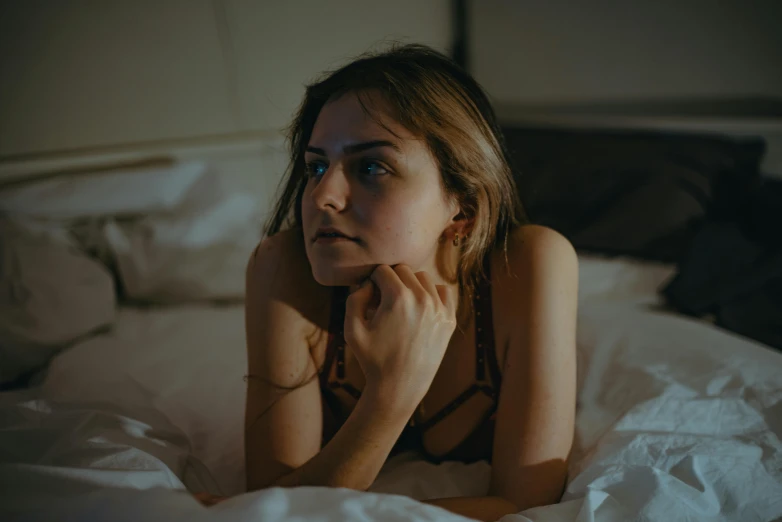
[320,286,348,388]
[475,254,501,386]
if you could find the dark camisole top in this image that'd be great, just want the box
[317,256,502,464]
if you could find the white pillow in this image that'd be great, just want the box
[577,254,676,306]
[0,161,208,220]
[2,159,263,304]
[0,218,116,384]
[103,171,261,303]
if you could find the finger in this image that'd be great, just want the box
[394,265,428,300]
[414,270,439,303]
[345,279,374,338]
[369,265,404,308]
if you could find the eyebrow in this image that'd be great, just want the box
[306,140,401,156]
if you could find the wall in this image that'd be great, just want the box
[470,0,782,106]
[3,1,781,175]
[469,0,782,176]
[0,0,451,158]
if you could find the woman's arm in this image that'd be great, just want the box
[244,232,419,491]
[489,225,579,511]
[270,385,419,490]
[418,228,577,521]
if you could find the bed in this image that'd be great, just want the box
[1,115,781,522]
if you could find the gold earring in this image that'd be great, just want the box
[453,234,460,246]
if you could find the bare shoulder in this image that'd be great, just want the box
[490,225,578,367]
[493,224,578,282]
[247,228,310,294]
[247,228,330,311]
[246,228,330,348]
[508,224,576,263]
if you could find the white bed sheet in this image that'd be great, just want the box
[2,256,782,522]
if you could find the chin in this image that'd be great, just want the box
[309,260,373,287]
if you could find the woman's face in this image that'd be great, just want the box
[301,91,460,286]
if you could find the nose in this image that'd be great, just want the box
[310,163,349,212]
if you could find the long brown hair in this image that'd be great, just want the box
[264,43,526,307]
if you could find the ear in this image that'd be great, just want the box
[450,208,475,236]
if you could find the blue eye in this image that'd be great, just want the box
[305,161,328,178]
[359,160,389,178]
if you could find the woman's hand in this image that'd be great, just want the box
[343,264,457,404]
[194,492,228,506]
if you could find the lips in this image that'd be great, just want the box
[313,226,356,242]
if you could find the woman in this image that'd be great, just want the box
[218,45,576,520]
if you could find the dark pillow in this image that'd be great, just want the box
[502,125,767,262]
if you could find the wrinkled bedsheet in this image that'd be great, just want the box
[2,258,781,522]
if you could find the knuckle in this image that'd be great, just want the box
[420,289,436,307]
[400,288,416,306]
[395,291,417,313]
